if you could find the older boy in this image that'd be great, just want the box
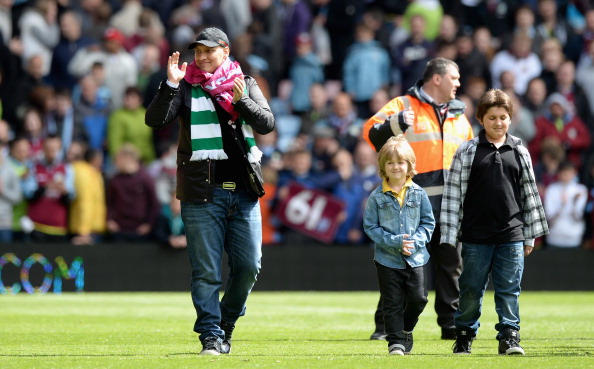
[440,89,548,355]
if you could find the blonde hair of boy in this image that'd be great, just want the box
[377,134,418,181]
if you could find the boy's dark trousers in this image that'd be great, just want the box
[375,261,428,346]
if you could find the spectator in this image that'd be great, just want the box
[7,136,32,242]
[534,137,565,197]
[74,0,113,41]
[277,0,312,73]
[0,138,22,242]
[125,8,170,68]
[576,40,594,134]
[544,160,588,249]
[538,38,565,95]
[534,0,581,63]
[554,59,593,135]
[48,10,95,90]
[504,5,537,52]
[289,32,324,116]
[106,143,159,241]
[72,61,112,107]
[0,0,13,46]
[135,43,164,103]
[579,9,594,59]
[529,92,591,169]
[110,0,162,38]
[454,28,491,96]
[72,74,111,153]
[472,26,497,63]
[22,134,75,242]
[46,88,88,158]
[107,86,155,165]
[506,90,536,146]
[18,0,59,77]
[0,118,11,156]
[582,156,594,249]
[231,31,272,100]
[20,107,46,161]
[250,0,284,94]
[152,191,187,249]
[68,27,138,110]
[522,77,548,118]
[68,142,106,245]
[315,92,363,152]
[490,32,542,96]
[323,0,365,80]
[436,13,458,45]
[330,148,369,245]
[220,0,252,42]
[10,55,49,125]
[146,140,177,206]
[401,0,443,41]
[343,22,391,119]
[462,76,488,134]
[300,82,330,135]
[392,14,435,96]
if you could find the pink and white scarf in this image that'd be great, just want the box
[184,58,243,121]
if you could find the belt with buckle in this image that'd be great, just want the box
[217,182,236,190]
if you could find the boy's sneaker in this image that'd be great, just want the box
[199,336,222,355]
[452,329,474,354]
[498,328,525,355]
[403,331,414,354]
[370,329,387,340]
[388,344,405,355]
[220,321,235,354]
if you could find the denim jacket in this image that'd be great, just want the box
[364,181,435,269]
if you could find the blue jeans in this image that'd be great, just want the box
[181,188,262,343]
[455,242,524,337]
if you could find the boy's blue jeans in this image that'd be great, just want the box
[455,242,524,338]
[181,188,262,343]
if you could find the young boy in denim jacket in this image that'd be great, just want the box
[441,89,549,355]
[363,135,435,355]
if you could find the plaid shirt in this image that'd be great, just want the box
[440,134,548,246]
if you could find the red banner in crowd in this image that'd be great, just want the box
[275,182,345,244]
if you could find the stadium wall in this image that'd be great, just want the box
[0,242,592,293]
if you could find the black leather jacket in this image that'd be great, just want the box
[145,76,275,202]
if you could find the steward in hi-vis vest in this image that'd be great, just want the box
[362,79,473,220]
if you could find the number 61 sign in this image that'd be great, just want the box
[275,182,345,244]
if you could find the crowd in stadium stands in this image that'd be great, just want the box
[1,0,594,249]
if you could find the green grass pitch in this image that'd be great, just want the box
[1,291,593,368]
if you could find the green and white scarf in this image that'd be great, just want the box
[190,85,262,163]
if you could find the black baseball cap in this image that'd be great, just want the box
[187,27,230,49]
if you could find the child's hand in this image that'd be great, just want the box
[401,235,414,256]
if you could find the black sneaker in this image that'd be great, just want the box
[441,327,457,340]
[452,330,473,354]
[370,329,387,340]
[403,331,413,354]
[388,344,405,355]
[498,328,525,355]
[220,321,235,354]
[200,336,222,356]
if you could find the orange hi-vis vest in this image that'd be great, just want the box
[362,90,473,217]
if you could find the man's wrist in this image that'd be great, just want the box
[166,80,179,89]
